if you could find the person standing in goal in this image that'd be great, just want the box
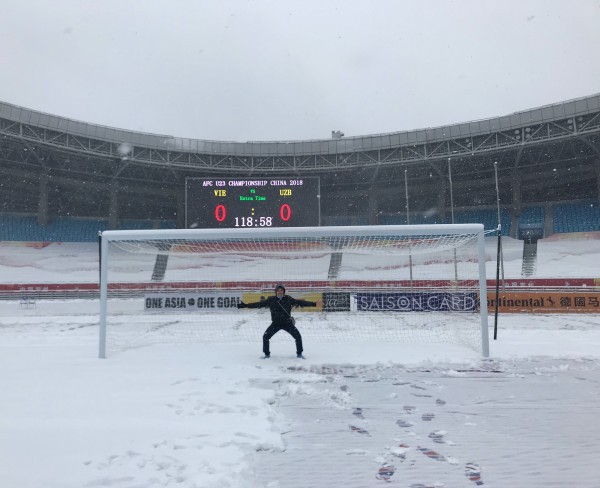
[237,284,316,359]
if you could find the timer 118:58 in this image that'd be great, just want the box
[234,216,273,227]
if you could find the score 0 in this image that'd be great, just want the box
[279,187,292,221]
[215,204,227,222]
[279,203,291,221]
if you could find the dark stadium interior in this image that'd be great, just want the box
[1,94,599,240]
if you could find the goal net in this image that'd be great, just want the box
[99,225,489,358]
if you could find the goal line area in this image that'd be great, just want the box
[99,225,489,358]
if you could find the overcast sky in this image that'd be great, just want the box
[1,0,599,142]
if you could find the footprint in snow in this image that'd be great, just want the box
[465,462,484,485]
[428,430,445,443]
[349,425,369,435]
[352,407,364,419]
[416,446,446,462]
[375,464,395,482]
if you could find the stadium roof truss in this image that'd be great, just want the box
[1,95,599,181]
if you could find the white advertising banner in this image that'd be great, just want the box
[144,292,243,313]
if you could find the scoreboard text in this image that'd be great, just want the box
[185,177,320,228]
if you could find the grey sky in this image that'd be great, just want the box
[2,0,599,142]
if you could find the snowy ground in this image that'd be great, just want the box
[1,308,599,487]
[1,235,600,487]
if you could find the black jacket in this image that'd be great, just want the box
[241,295,316,325]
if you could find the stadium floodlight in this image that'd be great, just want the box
[98,225,489,358]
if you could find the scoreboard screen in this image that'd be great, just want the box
[185,177,320,228]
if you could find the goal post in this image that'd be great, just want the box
[99,224,489,358]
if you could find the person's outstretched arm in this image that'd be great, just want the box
[238,298,270,309]
[290,297,317,308]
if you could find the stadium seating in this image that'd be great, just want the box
[453,208,511,235]
[553,201,600,233]
[377,214,408,225]
[516,206,545,241]
[117,219,154,231]
[321,216,350,226]
[409,213,447,225]
[160,220,178,229]
[518,206,545,227]
[0,215,177,242]
[3,202,600,242]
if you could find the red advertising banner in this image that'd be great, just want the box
[487,278,600,288]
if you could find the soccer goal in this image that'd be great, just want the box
[99,224,489,358]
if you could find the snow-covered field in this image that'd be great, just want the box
[1,234,599,487]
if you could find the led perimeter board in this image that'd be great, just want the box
[185,177,320,229]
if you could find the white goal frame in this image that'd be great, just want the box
[99,224,490,358]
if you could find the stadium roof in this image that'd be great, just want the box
[1,93,599,173]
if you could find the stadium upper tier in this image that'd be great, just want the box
[1,94,599,171]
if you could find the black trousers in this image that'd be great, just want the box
[263,322,303,356]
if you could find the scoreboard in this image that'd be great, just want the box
[185,177,320,228]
